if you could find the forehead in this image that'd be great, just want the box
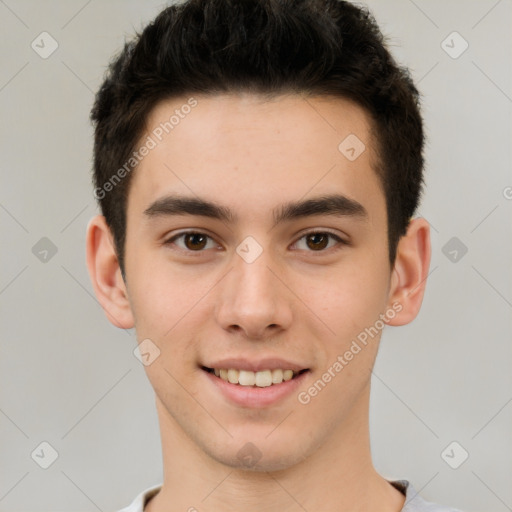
[128,93,385,224]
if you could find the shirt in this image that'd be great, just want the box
[117,480,464,511]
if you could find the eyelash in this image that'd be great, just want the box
[164,230,347,255]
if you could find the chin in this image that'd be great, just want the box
[199,432,313,473]
[214,449,303,473]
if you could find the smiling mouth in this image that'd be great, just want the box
[201,366,309,387]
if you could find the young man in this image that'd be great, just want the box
[86,0,462,510]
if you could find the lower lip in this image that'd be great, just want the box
[202,369,310,408]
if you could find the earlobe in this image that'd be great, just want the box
[385,218,431,326]
[85,215,135,329]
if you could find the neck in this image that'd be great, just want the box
[145,384,405,512]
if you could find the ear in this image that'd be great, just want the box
[85,215,135,329]
[385,217,431,326]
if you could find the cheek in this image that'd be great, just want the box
[125,244,180,321]
[306,257,390,342]
[125,250,218,356]
[128,279,176,337]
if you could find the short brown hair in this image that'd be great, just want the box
[91,0,424,275]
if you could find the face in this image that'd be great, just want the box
[123,93,395,471]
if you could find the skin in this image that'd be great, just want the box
[86,93,430,511]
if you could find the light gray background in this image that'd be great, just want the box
[1,1,511,511]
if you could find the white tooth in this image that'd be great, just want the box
[214,368,296,386]
[238,370,256,386]
[283,369,294,381]
[255,370,272,387]
[227,368,239,384]
[271,369,284,384]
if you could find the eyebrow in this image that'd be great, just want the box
[143,193,368,228]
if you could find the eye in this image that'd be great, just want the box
[292,231,346,252]
[165,231,218,252]
[164,229,347,254]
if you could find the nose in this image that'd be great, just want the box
[215,247,293,339]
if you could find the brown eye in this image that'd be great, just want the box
[305,233,329,250]
[293,231,345,252]
[165,231,217,252]
[184,233,208,250]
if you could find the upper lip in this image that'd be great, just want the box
[203,358,309,373]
